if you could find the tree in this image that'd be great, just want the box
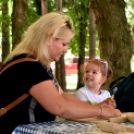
[90,0,133,89]
[89,5,96,60]
[41,0,47,15]
[55,0,66,91]
[61,0,91,89]
[34,0,48,16]
[76,0,89,89]
[35,0,42,15]
[1,0,10,62]
[12,0,27,50]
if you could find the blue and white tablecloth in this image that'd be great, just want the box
[12,121,99,134]
[12,120,134,134]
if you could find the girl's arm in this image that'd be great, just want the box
[97,97,116,108]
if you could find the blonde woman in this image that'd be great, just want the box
[0,12,121,133]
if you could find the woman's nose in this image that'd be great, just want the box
[63,47,68,53]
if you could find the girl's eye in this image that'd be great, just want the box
[93,71,97,74]
[86,71,89,73]
[63,44,67,46]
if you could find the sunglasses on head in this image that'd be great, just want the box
[61,21,72,29]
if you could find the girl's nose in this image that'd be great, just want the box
[87,72,92,75]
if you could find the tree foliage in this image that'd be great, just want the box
[0,0,134,87]
[62,0,90,56]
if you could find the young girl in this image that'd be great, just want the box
[76,59,113,105]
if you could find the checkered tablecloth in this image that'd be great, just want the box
[12,121,134,134]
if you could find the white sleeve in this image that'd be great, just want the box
[108,91,111,98]
[76,88,88,102]
[103,90,111,98]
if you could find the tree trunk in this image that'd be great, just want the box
[89,5,96,60]
[41,0,47,15]
[57,0,62,12]
[77,2,88,89]
[77,22,87,89]
[35,0,41,15]
[56,55,66,91]
[55,0,66,91]
[12,0,27,50]
[56,60,61,86]
[2,1,10,62]
[90,0,133,88]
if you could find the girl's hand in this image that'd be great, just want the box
[97,97,116,108]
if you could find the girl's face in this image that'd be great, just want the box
[47,38,71,61]
[83,62,106,89]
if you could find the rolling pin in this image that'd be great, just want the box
[123,126,134,133]
[109,116,128,123]
[96,122,126,133]
[97,122,134,133]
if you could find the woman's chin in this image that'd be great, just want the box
[53,58,59,62]
[52,56,62,62]
[55,57,61,61]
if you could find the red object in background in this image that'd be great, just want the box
[51,56,100,75]
[64,57,89,74]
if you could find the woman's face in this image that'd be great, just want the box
[47,38,71,61]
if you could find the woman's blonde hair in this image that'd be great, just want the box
[4,12,75,69]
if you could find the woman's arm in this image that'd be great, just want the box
[58,86,83,102]
[29,80,121,119]
[53,75,81,101]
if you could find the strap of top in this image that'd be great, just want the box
[0,57,39,117]
[0,62,3,70]
[0,58,38,75]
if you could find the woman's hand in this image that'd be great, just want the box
[100,107,121,119]
[97,97,116,108]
